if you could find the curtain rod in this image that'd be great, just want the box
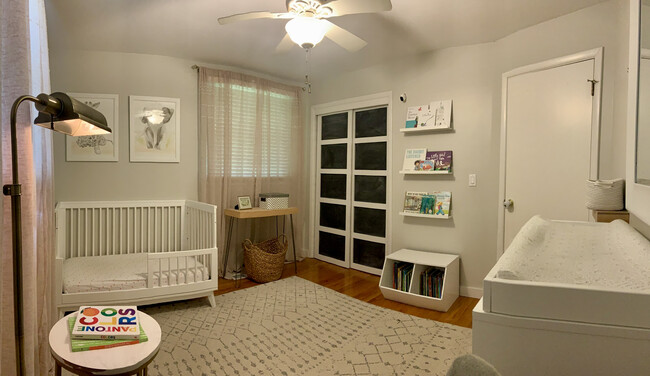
[191,65,199,70]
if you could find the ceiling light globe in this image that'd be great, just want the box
[285,17,328,49]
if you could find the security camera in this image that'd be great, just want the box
[399,93,407,103]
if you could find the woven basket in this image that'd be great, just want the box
[243,235,288,283]
[585,178,625,210]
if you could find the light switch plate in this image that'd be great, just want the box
[469,174,477,187]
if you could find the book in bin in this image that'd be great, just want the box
[71,306,140,340]
[67,315,148,352]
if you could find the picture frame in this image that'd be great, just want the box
[237,196,252,210]
[66,93,119,161]
[129,95,180,163]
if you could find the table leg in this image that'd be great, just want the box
[289,214,298,275]
[55,362,61,376]
[222,216,234,278]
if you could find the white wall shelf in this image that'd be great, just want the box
[379,249,459,312]
[399,127,453,134]
[399,212,451,219]
[399,170,452,175]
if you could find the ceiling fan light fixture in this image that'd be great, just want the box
[285,17,329,49]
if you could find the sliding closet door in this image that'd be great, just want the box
[316,112,351,268]
[351,107,389,274]
[316,106,390,275]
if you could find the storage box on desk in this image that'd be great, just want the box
[259,193,289,210]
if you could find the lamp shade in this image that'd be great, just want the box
[285,17,329,49]
[33,92,111,136]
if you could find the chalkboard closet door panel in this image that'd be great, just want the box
[315,101,390,275]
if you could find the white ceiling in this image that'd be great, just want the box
[46,0,609,82]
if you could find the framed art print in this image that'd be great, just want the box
[66,93,119,161]
[129,95,180,163]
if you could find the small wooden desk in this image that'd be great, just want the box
[222,207,299,278]
[49,311,161,376]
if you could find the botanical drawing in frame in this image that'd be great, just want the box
[66,93,119,161]
[129,95,180,163]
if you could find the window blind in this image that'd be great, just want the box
[218,83,294,177]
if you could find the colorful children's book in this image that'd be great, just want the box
[403,148,427,171]
[419,195,436,215]
[405,106,419,128]
[403,191,427,213]
[426,150,453,172]
[72,306,140,340]
[67,316,148,352]
[432,191,452,217]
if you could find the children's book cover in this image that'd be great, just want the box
[403,148,427,171]
[71,306,140,340]
[419,195,437,215]
[426,150,453,171]
[432,191,451,217]
[403,191,427,213]
[67,316,148,352]
[428,100,452,129]
[405,106,419,128]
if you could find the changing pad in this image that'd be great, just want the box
[496,215,650,291]
[63,253,209,294]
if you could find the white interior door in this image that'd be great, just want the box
[500,50,601,253]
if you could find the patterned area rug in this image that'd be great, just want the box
[142,277,471,376]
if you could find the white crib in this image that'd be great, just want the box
[54,200,218,317]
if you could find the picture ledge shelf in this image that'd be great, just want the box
[399,170,452,175]
[399,127,453,133]
[399,212,451,219]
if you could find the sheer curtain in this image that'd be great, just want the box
[0,0,54,374]
[198,67,304,277]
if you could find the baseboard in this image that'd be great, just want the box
[460,285,483,299]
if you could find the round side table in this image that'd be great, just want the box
[49,311,161,376]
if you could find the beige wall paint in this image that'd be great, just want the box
[309,0,629,295]
[51,51,200,201]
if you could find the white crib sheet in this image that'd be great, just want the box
[63,253,209,294]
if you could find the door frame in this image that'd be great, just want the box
[309,91,393,270]
[496,48,603,258]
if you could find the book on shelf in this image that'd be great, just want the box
[416,191,451,217]
[393,262,414,292]
[426,150,453,172]
[67,315,148,352]
[403,148,427,171]
[404,100,453,129]
[420,267,445,298]
[403,191,427,213]
[402,149,453,172]
[71,306,140,340]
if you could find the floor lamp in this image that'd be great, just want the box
[4,92,111,376]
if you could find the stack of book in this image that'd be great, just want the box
[420,267,445,298]
[68,306,147,352]
[393,262,414,292]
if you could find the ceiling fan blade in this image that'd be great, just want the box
[323,0,392,17]
[218,11,293,25]
[275,33,295,53]
[323,20,367,52]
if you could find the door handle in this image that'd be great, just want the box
[503,199,514,209]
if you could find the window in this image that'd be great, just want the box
[219,83,294,177]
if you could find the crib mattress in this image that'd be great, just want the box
[63,253,209,294]
[484,216,650,329]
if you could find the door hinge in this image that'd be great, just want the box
[587,79,599,96]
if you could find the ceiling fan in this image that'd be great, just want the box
[218,0,392,52]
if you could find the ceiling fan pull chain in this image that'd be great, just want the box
[304,48,312,94]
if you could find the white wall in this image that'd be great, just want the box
[51,51,200,201]
[309,0,630,295]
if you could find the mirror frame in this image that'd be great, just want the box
[628,0,650,224]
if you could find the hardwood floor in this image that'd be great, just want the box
[216,258,479,328]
